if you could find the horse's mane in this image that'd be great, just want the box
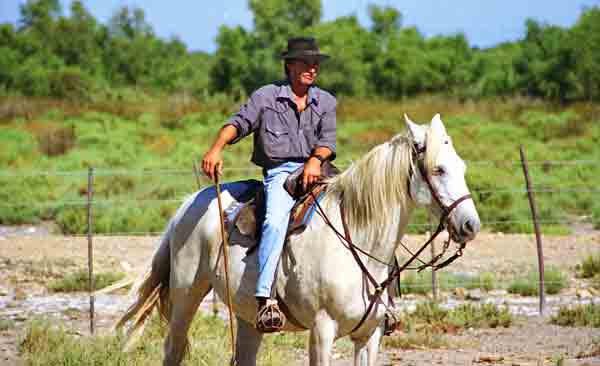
[327,125,443,243]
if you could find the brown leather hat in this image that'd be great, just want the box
[280,37,329,62]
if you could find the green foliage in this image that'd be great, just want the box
[580,253,600,279]
[20,315,303,365]
[0,318,16,331]
[401,302,512,332]
[551,303,600,327]
[400,271,497,294]
[48,270,125,292]
[1,1,600,102]
[447,303,513,328]
[508,267,568,296]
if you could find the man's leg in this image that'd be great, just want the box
[255,162,303,299]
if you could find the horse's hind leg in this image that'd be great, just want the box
[163,279,212,366]
[234,316,263,366]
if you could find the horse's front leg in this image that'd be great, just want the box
[309,311,337,366]
[352,324,383,366]
[234,316,263,366]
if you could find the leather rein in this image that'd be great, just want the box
[311,143,473,334]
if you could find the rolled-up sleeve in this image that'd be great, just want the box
[224,91,263,144]
[315,100,337,160]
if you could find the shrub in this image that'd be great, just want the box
[48,270,125,292]
[20,315,299,365]
[400,302,512,336]
[551,304,600,328]
[48,67,93,101]
[508,267,568,295]
[34,124,77,157]
[447,303,512,328]
[400,271,496,295]
[580,253,600,278]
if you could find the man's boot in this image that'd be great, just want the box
[255,296,286,333]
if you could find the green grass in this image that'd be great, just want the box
[47,270,125,292]
[551,303,600,328]
[507,267,568,296]
[400,271,497,295]
[20,315,306,366]
[0,318,16,331]
[1,96,599,234]
[405,302,513,330]
[384,301,512,350]
[579,253,600,279]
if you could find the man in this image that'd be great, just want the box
[201,37,336,329]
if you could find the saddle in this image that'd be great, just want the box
[232,161,340,244]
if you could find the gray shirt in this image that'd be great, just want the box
[225,81,337,169]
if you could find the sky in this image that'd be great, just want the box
[1,0,599,52]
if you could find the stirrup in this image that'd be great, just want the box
[255,299,286,333]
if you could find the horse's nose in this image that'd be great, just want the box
[461,219,480,240]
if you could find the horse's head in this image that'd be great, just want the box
[404,113,480,243]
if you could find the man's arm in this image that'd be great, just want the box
[201,89,264,180]
[201,125,238,181]
[302,146,333,191]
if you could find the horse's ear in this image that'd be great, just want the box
[404,113,425,144]
[431,114,447,135]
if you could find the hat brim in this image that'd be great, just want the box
[281,51,330,61]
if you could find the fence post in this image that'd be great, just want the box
[428,213,437,301]
[519,146,545,316]
[87,167,95,334]
[192,161,219,317]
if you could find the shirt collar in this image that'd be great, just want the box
[278,81,319,107]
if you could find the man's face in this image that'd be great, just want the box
[287,58,320,87]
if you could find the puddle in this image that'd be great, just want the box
[1,289,597,323]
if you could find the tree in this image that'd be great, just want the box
[19,0,61,31]
[310,16,375,96]
[53,1,102,74]
[571,7,600,101]
[250,0,321,44]
[516,19,578,103]
[368,5,402,36]
[108,6,153,39]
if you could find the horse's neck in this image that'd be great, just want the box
[324,195,411,276]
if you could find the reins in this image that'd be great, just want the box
[312,143,473,334]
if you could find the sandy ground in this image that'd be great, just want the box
[1,232,600,365]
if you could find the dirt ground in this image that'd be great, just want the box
[1,231,600,365]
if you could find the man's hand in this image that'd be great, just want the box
[302,157,322,192]
[202,148,223,181]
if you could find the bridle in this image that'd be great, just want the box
[310,142,473,334]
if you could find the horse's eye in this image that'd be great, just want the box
[432,167,445,176]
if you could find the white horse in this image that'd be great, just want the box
[116,114,480,366]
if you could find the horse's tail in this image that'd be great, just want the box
[114,223,173,351]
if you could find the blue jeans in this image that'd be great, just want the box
[255,161,304,298]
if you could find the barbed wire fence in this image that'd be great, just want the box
[1,157,598,332]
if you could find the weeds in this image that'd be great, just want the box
[0,96,598,234]
[551,303,600,328]
[384,302,512,350]
[48,270,125,292]
[579,253,600,279]
[0,318,16,331]
[507,267,568,296]
[400,271,497,295]
[20,315,301,365]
